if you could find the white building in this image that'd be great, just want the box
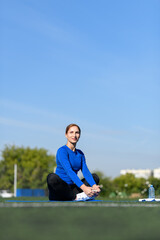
[0,190,14,198]
[153,168,160,179]
[120,169,153,179]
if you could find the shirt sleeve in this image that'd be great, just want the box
[81,154,96,187]
[57,148,84,188]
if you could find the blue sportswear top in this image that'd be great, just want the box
[55,145,96,188]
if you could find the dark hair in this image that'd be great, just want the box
[65,124,81,135]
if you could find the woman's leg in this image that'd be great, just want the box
[82,173,100,186]
[72,173,100,195]
[47,173,76,201]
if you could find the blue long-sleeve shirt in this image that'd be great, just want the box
[55,145,96,188]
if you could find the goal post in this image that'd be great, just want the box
[14,164,17,197]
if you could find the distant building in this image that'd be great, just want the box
[153,168,160,179]
[120,169,153,179]
[0,190,14,198]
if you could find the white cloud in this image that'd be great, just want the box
[133,126,156,135]
[0,99,73,122]
[2,99,158,146]
[0,116,62,134]
[2,2,78,45]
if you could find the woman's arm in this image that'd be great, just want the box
[81,155,101,196]
[81,155,96,186]
[57,148,84,188]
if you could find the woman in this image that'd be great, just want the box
[47,123,101,201]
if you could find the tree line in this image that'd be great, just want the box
[96,171,160,198]
[0,145,160,198]
[0,145,56,190]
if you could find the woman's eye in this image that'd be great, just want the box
[69,131,79,134]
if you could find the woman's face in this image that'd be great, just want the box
[65,126,80,144]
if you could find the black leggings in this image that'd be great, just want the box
[47,173,99,201]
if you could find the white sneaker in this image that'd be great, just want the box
[75,192,95,201]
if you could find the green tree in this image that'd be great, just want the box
[113,173,147,196]
[94,171,114,197]
[0,145,56,190]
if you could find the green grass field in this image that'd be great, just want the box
[1,197,160,240]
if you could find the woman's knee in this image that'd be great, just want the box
[47,173,58,186]
[92,173,100,185]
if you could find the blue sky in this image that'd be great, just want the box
[0,0,160,178]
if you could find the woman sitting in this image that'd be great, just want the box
[47,123,100,201]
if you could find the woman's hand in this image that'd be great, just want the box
[80,184,101,197]
[91,184,101,196]
[80,185,95,197]
[91,184,101,192]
